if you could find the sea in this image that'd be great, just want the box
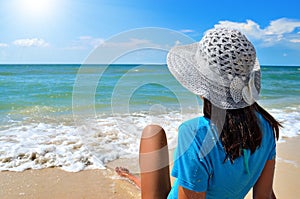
[0,64,299,172]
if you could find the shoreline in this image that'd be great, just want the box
[1,136,299,199]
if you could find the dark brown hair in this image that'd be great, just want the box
[203,98,281,163]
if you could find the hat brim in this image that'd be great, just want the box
[167,42,261,109]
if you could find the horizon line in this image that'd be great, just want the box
[0,63,299,67]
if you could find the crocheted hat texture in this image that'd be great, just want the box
[167,27,261,109]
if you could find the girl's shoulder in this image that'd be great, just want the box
[178,116,212,141]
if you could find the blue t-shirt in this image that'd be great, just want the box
[168,113,276,199]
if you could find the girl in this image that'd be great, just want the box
[116,27,280,199]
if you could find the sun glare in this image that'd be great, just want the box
[18,0,57,19]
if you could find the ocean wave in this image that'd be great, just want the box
[0,111,193,172]
[269,106,300,140]
[0,108,298,172]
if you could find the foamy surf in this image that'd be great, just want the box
[0,111,196,172]
[0,107,299,172]
[270,106,300,140]
[0,122,97,172]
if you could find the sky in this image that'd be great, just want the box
[0,0,300,65]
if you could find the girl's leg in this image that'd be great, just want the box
[115,125,171,198]
[139,125,171,199]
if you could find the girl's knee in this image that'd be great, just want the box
[139,125,170,173]
[142,124,165,139]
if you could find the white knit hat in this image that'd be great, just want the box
[167,27,261,109]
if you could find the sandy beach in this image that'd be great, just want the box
[0,167,141,199]
[1,136,299,199]
[245,136,300,199]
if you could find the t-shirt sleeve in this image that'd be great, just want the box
[171,123,211,192]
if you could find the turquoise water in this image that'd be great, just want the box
[0,64,196,119]
[260,66,300,108]
[0,64,299,171]
[1,64,299,117]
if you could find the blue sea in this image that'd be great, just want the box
[0,64,299,172]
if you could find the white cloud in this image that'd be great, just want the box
[180,29,195,33]
[290,39,300,43]
[215,18,300,46]
[66,36,104,50]
[215,19,262,39]
[13,38,49,47]
[0,43,8,47]
[264,18,300,35]
[79,36,104,48]
[102,38,159,49]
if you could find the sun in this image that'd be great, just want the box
[9,0,65,28]
[24,0,50,13]
[18,0,57,19]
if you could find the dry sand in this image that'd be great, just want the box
[1,136,299,199]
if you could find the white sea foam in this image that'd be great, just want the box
[0,122,99,172]
[0,107,299,172]
[277,157,299,168]
[0,111,195,172]
[269,106,300,141]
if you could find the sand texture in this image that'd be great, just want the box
[1,137,299,199]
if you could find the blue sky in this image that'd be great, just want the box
[0,0,300,65]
